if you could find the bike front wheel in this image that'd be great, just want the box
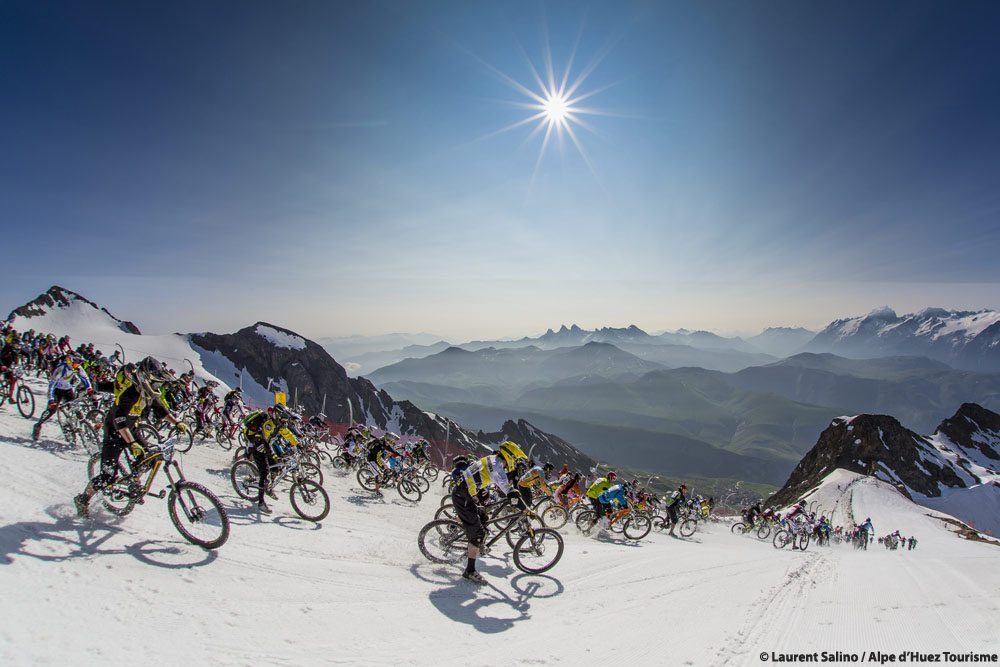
[756,523,772,540]
[230,458,259,501]
[679,519,697,538]
[397,475,423,503]
[541,504,569,530]
[513,528,564,574]
[168,481,230,550]
[623,514,652,540]
[16,385,35,418]
[772,529,792,549]
[356,467,379,491]
[289,479,330,521]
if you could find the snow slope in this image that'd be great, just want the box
[10,293,232,393]
[1,386,998,666]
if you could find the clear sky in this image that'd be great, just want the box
[2,1,998,340]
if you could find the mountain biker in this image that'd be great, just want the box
[517,460,554,505]
[242,404,299,514]
[585,471,618,525]
[783,501,809,549]
[365,433,403,497]
[597,482,629,530]
[664,484,688,536]
[0,334,21,400]
[554,472,582,507]
[452,440,528,585]
[743,501,762,527]
[32,353,94,441]
[222,386,244,423]
[74,357,188,517]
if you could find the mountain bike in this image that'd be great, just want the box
[230,450,330,521]
[357,463,423,502]
[86,438,230,549]
[56,395,103,454]
[0,367,36,418]
[575,503,652,540]
[418,504,563,574]
[772,518,811,551]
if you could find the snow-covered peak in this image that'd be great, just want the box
[254,323,306,350]
[9,285,140,336]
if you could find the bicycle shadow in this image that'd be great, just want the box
[593,532,645,548]
[345,493,384,507]
[2,433,87,460]
[223,503,323,530]
[0,505,216,569]
[409,563,565,634]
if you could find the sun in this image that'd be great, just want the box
[471,34,624,185]
[542,92,571,124]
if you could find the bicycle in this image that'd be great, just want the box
[230,449,330,521]
[0,367,36,418]
[56,395,104,454]
[357,462,423,502]
[575,503,652,540]
[418,502,563,574]
[772,518,811,551]
[86,438,230,549]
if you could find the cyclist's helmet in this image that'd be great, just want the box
[452,454,470,469]
[679,483,688,491]
[796,500,806,508]
[497,440,527,472]
[607,471,618,481]
[543,462,554,473]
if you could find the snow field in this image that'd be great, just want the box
[1,378,999,665]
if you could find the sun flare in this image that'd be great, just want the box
[542,92,570,124]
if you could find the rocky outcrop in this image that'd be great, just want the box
[935,403,1000,467]
[768,413,969,507]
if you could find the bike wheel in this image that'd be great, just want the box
[434,503,457,522]
[772,530,792,549]
[505,514,543,549]
[513,528,564,574]
[15,385,35,418]
[417,519,467,564]
[679,519,697,538]
[541,504,569,530]
[623,514,652,540]
[356,467,379,491]
[80,422,101,456]
[88,452,137,517]
[413,473,430,494]
[331,455,349,472]
[575,509,597,535]
[797,533,810,551]
[300,462,324,486]
[756,523,772,540]
[289,479,330,521]
[230,458,260,501]
[168,481,230,550]
[731,522,748,535]
[166,425,194,454]
[397,475,423,503]
[423,466,439,482]
[215,428,233,451]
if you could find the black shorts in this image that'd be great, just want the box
[451,485,487,548]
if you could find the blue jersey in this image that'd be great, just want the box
[598,484,627,508]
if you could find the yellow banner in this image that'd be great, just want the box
[275,391,287,406]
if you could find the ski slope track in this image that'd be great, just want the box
[1,389,999,666]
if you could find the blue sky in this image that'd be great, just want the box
[2,1,998,339]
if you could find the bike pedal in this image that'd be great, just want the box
[147,490,166,499]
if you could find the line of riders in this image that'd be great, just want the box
[734,500,916,551]
[7,324,856,585]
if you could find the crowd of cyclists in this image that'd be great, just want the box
[0,321,917,582]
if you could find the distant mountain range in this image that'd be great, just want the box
[805,306,1000,371]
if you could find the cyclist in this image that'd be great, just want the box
[554,472,582,507]
[365,433,403,497]
[242,404,299,514]
[452,440,528,585]
[597,482,629,530]
[517,460,554,505]
[32,353,94,441]
[665,484,688,536]
[0,333,22,402]
[74,357,187,517]
[222,386,244,424]
[585,471,618,526]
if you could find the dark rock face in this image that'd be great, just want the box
[936,403,1000,464]
[191,322,597,471]
[9,285,141,335]
[768,413,969,507]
